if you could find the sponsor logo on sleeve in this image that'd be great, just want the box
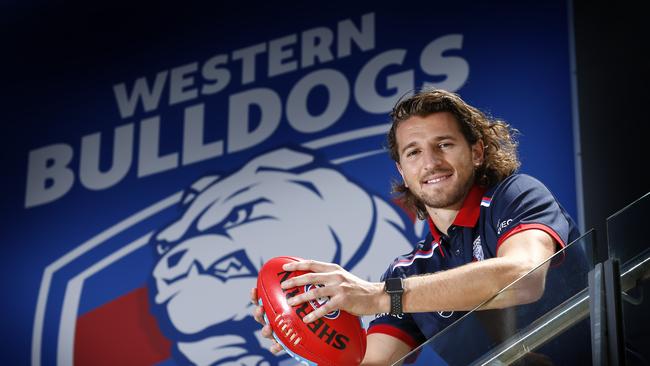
[497,219,513,235]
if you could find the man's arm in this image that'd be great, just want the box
[282,228,556,320]
[402,229,555,312]
[361,333,412,366]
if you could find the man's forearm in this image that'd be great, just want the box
[399,256,547,313]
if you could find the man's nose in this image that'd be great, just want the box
[422,147,443,170]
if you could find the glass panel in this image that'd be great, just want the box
[393,231,595,366]
[606,192,649,269]
[619,253,650,365]
[608,192,650,365]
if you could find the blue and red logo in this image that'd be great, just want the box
[305,284,340,320]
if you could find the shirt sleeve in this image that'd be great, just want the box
[366,265,426,349]
[488,174,573,256]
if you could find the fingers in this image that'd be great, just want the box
[256,308,284,354]
[287,284,332,307]
[261,324,273,338]
[270,342,284,354]
[260,324,284,354]
[251,287,284,355]
[286,285,338,323]
[253,305,266,325]
[282,270,348,290]
[302,301,337,323]
[251,287,266,325]
[282,259,341,273]
[280,272,333,289]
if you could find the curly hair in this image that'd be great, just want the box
[387,89,520,219]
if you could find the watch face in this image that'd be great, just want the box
[385,277,403,292]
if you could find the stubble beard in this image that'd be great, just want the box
[416,171,475,209]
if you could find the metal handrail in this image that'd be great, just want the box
[472,250,650,365]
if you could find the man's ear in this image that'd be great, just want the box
[396,162,408,188]
[472,140,485,166]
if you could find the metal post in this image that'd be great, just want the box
[589,263,606,364]
[603,259,625,365]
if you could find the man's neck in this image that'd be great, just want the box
[424,181,478,236]
[426,207,460,236]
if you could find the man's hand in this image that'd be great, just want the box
[249,288,284,354]
[279,260,386,323]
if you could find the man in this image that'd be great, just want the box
[251,89,580,365]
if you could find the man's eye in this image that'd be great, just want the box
[439,143,452,149]
[406,149,419,157]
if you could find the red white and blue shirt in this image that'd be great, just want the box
[367,174,581,349]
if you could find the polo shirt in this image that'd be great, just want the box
[367,173,581,349]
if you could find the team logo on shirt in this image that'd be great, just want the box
[472,236,484,261]
[437,311,454,318]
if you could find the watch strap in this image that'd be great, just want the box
[385,277,404,315]
[389,291,403,315]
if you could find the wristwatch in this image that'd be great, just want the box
[384,277,404,315]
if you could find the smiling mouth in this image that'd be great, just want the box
[423,174,452,185]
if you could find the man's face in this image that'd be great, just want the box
[395,112,483,211]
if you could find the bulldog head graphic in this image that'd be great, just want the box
[150,148,413,365]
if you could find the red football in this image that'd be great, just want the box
[257,256,367,366]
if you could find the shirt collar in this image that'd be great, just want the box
[427,184,487,243]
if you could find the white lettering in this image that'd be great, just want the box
[287,69,349,133]
[227,88,281,153]
[113,71,168,118]
[79,123,134,190]
[182,104,223,165]
[268,35,298,77]
[301,27,334,68]
[28,29,470,208]
[169,62,199,106]
[338,13,375,58]
[113,13,376,117]
[497,219,514,235]
[232,43,267,85]
[420,34,469,91]
[25,144,74,208]
[355,49,413,114]
[201,54,231,95]
[138,116,179,177]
